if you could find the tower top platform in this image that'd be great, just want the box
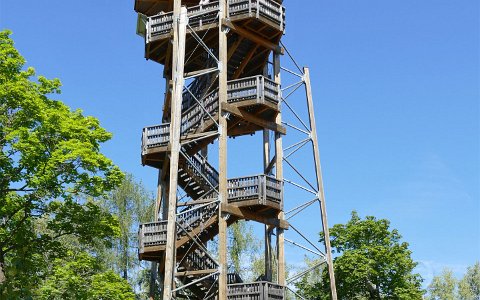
[135,0,283,16]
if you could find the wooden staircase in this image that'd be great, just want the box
[135,0,287,298]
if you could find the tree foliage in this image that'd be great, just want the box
[36,251,135,300]
[228,221,261,279]
[296,211,424,300]
[0,30,124,297]
[98,174,154,292]
[458,262,480,300]
[427,269,457,300]
[426,262,480,300]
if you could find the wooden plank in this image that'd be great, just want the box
[222,19,283,54]
[304,67,338,300]
[162,5,187,300]
[221,203,289,229]
[233,99,279,112]
[221,102,286,134]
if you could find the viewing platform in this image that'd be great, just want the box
[138,174,283,260]
[146,0,285,42]
[141,75,282,169]
[138,0,285,75]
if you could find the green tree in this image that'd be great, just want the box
[36,251,135,300]
[228,220,261,280]
[458,262,480,300]
[99,174,154,290]
[427,268,458,300]
[0,30,123,297]
[296,211,424,300]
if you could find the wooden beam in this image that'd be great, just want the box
[162,5,186,300]
[148,170,164,300]
[273,52,286,286]
[218,1,229,299]
[249,48,270,65]
[175,215,218,248]
[163,42,173,78]
[222,19,284,54]
[162,77,173,123]
[233,45,259,79]
[227,36,244,61]
[221,203,289,229]
[265,154,276,175]
[177,198,217,207]
[304,67,338,300]
[184,32,219,65]
[263,126,273,282]
[176,269,218,277]
[222,102,286,134]
[184,67,218,78]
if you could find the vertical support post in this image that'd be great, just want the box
[218,0,229,298]
[303,67,338,300]
[149,171,165,300]
[274,52,285,286]
[162,4,187,299]
[263,128,272,281]
[262,61,273,282]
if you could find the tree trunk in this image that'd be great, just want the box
[122,230,128,280]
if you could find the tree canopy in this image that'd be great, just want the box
[37,251,135,300]
[427,269,457,300]
[0,29,124,297]
[458,262,480,300]
[426,262,480,300]
[296,211,424,300]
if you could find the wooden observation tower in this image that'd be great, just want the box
[134,0,337,299]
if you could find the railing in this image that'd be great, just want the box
[146,0,285,42]
[228,75,280,105]
[139,175,282,254]
[138,203,218,254]
[142,89,219,151]
[229,0,285,31]
[227,174,282,205]
[138,221,167,254]
[183,153,220,189]
[183,248,218,271]
[142,75,280,152]
[227,281,284,300]
[147,2,220,41]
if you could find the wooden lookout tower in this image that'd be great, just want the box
[134,0,338,299]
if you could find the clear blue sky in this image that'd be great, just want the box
[1,0,478,286]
